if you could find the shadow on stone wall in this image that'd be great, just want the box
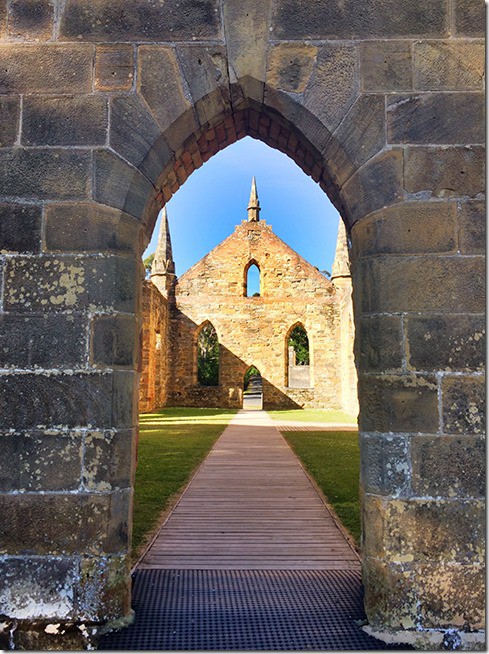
[168,341,302,411]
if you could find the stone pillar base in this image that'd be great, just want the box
[362,625,486,651]
[0,613,134,651]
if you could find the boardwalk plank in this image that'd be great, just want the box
[138,410,359,571]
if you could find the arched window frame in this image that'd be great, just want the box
[244,259,261,297]
[195,320,220,387]
[285,322,312,388]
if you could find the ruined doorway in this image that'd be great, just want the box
[243,365,263,410]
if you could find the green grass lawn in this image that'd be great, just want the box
[268,408,357,424]
[281,430,361,546]
[132,407,236,560]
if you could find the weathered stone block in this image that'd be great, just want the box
[0,96,20,147]
[266,43,318,93]
[442,375,485,434]
[357,315,403,372]
[0,203,41,253]
[458,199,485,254]
[0,314,87,368]
[324,94,385,187]
[342,149,403,224]
[176,45,230,125]
[360,41,412,92]
[137,46,197,144]
[304,44,359,132]
[0,371,135,429]
[60,0,220,41]
[11,622,92,650]
[0,432,82,491]
[351,202,457,256]
[404,146,484,198]
[0,148,91,201]
[93,149,156,220]
[454,0,485,36]
[0,45,93,94]
[387,93,484,144]
[77,555,131,621]
[271,0,448,39]
[363,556,417,629]
[95,45,134,91]
[411,435,485,498]
[416,563,485,629]
[0,557,77,619]
[361,493,386,557]
[22,96,108,146]
[8,0,53,40]
[413,41,484,90]
[360,434,409,496]
[110,96,173,185]
[4,255,138,314]
[406,315,485,372]
[358,256,484,313]
[358,374,438,433]
[0,490,131,555]
[384,498,485,563]
[91,314,139,367]
[223,0,270,93]
[44,203,142,254]
[0,5,7,38]
[83,429,135,491]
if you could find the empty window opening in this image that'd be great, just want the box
[197,323,219,386]
[245,263,260,297]
[243,366,263,410]
[287,325,311,388]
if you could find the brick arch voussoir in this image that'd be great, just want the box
[112,84,397,249]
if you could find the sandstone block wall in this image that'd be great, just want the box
[169,219,345,410]
[139,280,170,412]
[0,0,484,648]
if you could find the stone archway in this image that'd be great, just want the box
[0,1,484,649]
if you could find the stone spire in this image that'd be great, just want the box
[247,176,261,222]
[330,219,351,284]
[150,206,175,296]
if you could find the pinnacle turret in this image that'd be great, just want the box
[247,176,261,222]
[331,219,351,283]
[150,206,175,296]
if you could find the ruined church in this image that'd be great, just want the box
[140,179,357,413]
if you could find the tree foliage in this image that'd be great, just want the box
[289,325,310,365]
[197,324,219,386]
[143,253,155,279]
[244,365,261,390]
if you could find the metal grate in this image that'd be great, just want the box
[98,569,406,650]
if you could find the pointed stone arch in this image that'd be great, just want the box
[285,322,311,388]
[0,2,484,648]
[195,320,220,386]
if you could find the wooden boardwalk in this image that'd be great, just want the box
[138,410,360,571]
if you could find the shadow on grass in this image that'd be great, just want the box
[268,408,357,424]
[140,407,238,428]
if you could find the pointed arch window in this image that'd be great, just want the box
[287,324,311,388]
[244,260,261,297]
[243,365,263,410]
[197,322,219,386]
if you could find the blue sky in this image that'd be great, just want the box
[145,136,341,278]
